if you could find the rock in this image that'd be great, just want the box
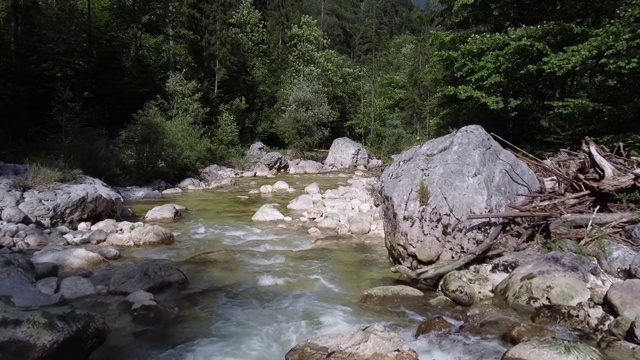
[0,306,108,360]
[285,324,418,360]
[272,181,291,192]
[502,323,554,345]
[502,338,604,360]
[55,226,70,234]
[532,304,594,333]
[495,252,605,309]
[630,253,640,279]
[88,229,108,244]
[0,236,13,248]
[317,216,340,229]
[625,224,640,245]
[630,315,640,344]
[368,158,384,168]
[247,141,268,161]
[349,213,371,235]
[130,300,161,325]
[33,262,58,279]
[18,176,123,228]
[609,316,633,339]
[360,285,424,305]
[91,219,117,232]
[200,164,237,183]
[259,152,288,171]
[130,225,175,246]
[108,262,189,294]
[377,125,539,269]
[595,239,638,278]
[605,279,640,319]
[287,195,314,211]
[0,266,61,307]
[252,204,285,222]
[144,204,187,222]
[115,186,162,201]
[600,340,640,360]
[32,248,107,272]
[90,246,120,260]
[259,185,273,194]
[415,316,455,338]
[126,290,155,303]
[460,305,521,339]
[289,160,324,174]
[1,206,32,224]
[24,233,49,248]
[35,277,59,296]
[59,276,96,300]
[162,188,182,195]
[308,227,321,237]
[2,223,19,237]
[305,183,321,195]
[324,138,369,170]
[439,271,478,306]
[177,178,205,189]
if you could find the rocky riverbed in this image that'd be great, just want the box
[1,127,640,360]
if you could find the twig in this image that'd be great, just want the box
[467,212,553,219]
[580,205,600,245]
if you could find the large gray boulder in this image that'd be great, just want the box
[502,338,604,360]
[114,186,162,201]
[144,204,187,222]
[0,266,61,307]
[1,206,32,224]
[18,176,123,228]
[246,142,268,161]
[200,164,239,183]
[259,152,288,171]
[0,305,108,360]
[252,204,285,222]
[285,324,418,360]
[289,160,324,174]
[495,252,609,309]
[32,248,108,272]
[376,125,539,269]
[324,138,369,170]
[108,262,189,294]
[605,279,640,320]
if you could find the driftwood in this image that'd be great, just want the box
[467,212,553,219]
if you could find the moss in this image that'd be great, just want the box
[418,179,430,206]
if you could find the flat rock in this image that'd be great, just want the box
[32,248,107,272]
[305,183,321,195]
[35,277,59,296]
[1,206,32,224]
[108,262,189,294]
[144,204,187,222]
[287,195,314,211]
[605,279,640,320]
[252,204,285,222]
[502,338,604,360]
[60,276,97,300]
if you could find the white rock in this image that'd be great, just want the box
[162,188,183,195]
[304,183,321,195]
[287,195,315,211]
[272,181,290,192]
[252,204,285,222]
[259,185,273,194]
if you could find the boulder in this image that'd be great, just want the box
[59,276,97,300]
[24,233,50,248]
[91,219,117,232]
[35,277,59,296]
[18,176,123,228]
[600,340,640,360]
[305,183,321,195]
[605,279,640,320]
[0,266,61,307]
[125,290,155,303]
[162,188,182,195]
[349,213,371,235]
[252,204,285,222]
[630,315,640,344]
[495,252,606,309]
[144,204,187,222]
[609,316,633,339]
[1,206,32,224]
[32,248,107,272]
[0,306,108,360]
[439,271,478,306]
[285,324,418,360]
[88,229,108,244]
[259,185,273,194]
[88,246,120,260]
[594,239,638,278]
[502,338,604,360]
[115,186,162,201]
[247,142,268,160]
[415,316,455,337]
[377,125,539,269]
[324,138,369,170]
[108,262,189,294]
[502,323,554,345]
[177,178,205,189]
[130,300,162,325]
[360,285,424,305]
[631,253,640,279]
[105,224,174,247]
[272,181,291,192]
[289,160,324,174]
[460,305,521,339]
[200,164,238,183]
[259,152,288,171]
[287,195,314,211]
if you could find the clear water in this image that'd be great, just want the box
[88,174,507,360]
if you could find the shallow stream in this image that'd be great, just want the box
[88,174,507,360]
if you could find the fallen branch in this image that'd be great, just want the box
[555,212,640,228]
[584,139,620,179]
[467,212,553,219]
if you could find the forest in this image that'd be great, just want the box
[0,0,638,184]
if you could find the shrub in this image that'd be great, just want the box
[16,161,82,190]
[418,179,430,206]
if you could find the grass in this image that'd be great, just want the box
[15,161,82,190]
[419,179,430,206]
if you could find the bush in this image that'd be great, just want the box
[16,161,82,190]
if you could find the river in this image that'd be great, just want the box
[88,173,506,360]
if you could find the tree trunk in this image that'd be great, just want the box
[370,47,376,142]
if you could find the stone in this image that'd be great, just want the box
[460,305,521,339]
[368,158,384,168]
[502,323,554,345]
[115,186,162,201]
[600,340,640,360]
[259,185,273,194]
[18,176,123,228]
[259,152,288,171]
[88,229,108,244]
[162,188,183,195]
[532,304,593,333]
[285,324,418,360]
[24,233,49,248]
[495,252,604,309]
[1,206,32,224]
[252,204,285,222]
[247,141,268,160]
[360,285,424,305]
[502,338,604,360]
[35,277,59,296]
[59,276,96,300]
[108,262,189,294]
[90,219,117,232]
[2,223,19,237]
[177,178,205,189]
[0,306,108,360]
[130,300,161,325]
[32,248,107,272]
[629,315,640,345]
[0,266,61,307]
[200,164,237,183]
[349,213,371,235]
[439,271,478,306]
[289,160,324,174]
[630,253,640,279]
[144,204,187,222]
[55,225,70,234]
[308,227,321,237]
[272,181,291,192]
[90,246,120,260]
[324,138,369,170]
[594,239,638,278]
[130,225,175,246]
[126,290,155,303]
[415,316,454,338]
[287,195,314,211]
[377,125,539,269]
[605,279,640,320]
[33,262,58,279]
[625,224,640,245]
[304,183,321,195]
[609,316,633,339]
[317,216,340,229]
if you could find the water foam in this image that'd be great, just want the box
[257,274,292,286]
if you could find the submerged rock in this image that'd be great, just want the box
[501,338,604,360]
[502,323,554,345]
[108,262,188,294]
[377,125,539,270]
[0,306,109,360]
[360,285,424,305]
[286,324,418,360]
[415,316,455,338]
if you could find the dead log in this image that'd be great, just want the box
[555,212,640,228]
[584,139,620,179]
[467,212,553,219]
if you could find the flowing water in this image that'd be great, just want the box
[88,174,507,360]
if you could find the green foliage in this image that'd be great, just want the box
[418,179,430,206]
[211,99,243,164]
[16,162,82,191]
[277,77,336,153]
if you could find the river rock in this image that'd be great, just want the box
[305,183,321,195]
[285,324,418,360]
[106,224,174,247]
[91,219,117,232]
[460,305,521,339]
[629,315,640,344]
[0,305,108,360]
[115,186,162,201]
[18,176,123,228]
[609,316,633,339]
[247,142,268,161]
[595,239,638,278]
[377,125,539,270]
[605,279,640,320]
[162,188,182,195]
[88,229,108,244]
[502,323,554,345]
[495,251,606,309]
[439,271,478,306]
[200,164,238,183]
[360,285,424,305]
[630,253,640,279]
[60,276,97,300]
[24,233,50,248]
[600,340,640,360]
[177,178,205,189]
[130,300,162,325]
[252,204,285,222]
[287,195,314,211]
[415,316,455,337]
[259,152,288,171]
[0,266,61,307]
[32,248,107,272]
[126,290,155,303]
[349,213,371,235]
[89,246,120,260]
[108,262,189,294]
[289,160,324,174]
[324,138,369,170]
[144,204,187,222]
[1,206,32,224]
[33,262,58,279]
[272,181,291,192]
[35,277,59,296]
[502,338,604,360]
